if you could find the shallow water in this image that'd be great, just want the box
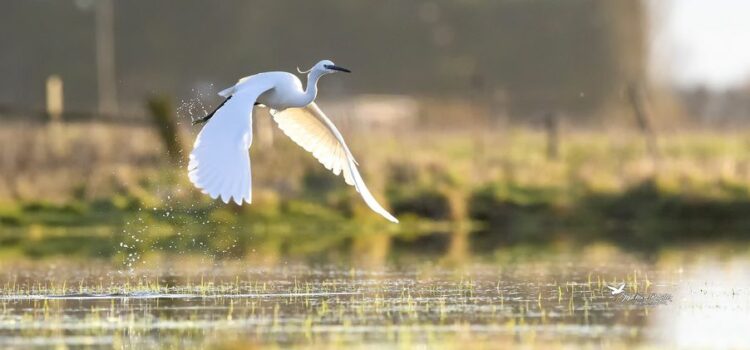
[1,253,747,349]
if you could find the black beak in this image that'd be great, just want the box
[324,64,351,73]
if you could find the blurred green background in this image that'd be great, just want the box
[1,0,750,265]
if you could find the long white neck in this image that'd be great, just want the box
[298,70,323,107]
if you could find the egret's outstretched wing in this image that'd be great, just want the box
[188,80,273,205]
[270,103,398,223]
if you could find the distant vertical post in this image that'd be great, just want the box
[46,75,64,122]
[626,83,659,159]
[46,75,66,155]
[95,0,118,116]
[544,111,559,160]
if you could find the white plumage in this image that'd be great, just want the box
[187,60,398,223]
[270,105,355,185]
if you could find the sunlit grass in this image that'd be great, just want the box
[3,122,750,204]
[1,123,750,260]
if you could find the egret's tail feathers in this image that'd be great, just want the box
[218,85,237,98]
[347,159,399,223]
[188,149,251,205]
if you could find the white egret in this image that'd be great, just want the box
[188,60,398,223]
[607,283,625,295]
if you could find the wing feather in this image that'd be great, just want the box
[270,103,398,223]
[188,78,272,204]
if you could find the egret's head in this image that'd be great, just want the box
[298,60,351,75]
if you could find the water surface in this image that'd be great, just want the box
[2,252,746,349]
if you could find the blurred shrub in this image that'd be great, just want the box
[386,161,457,220]
[146,95,183,165]
[390,188,452,220]
[22,201,85,215]
[302,167,339,196]
[0,204,22,226]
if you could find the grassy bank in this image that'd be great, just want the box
[2,122,750,260]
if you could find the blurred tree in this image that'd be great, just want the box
[1,0,646,121]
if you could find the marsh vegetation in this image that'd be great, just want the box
[1,118,749,349]
[2,121,750,261]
